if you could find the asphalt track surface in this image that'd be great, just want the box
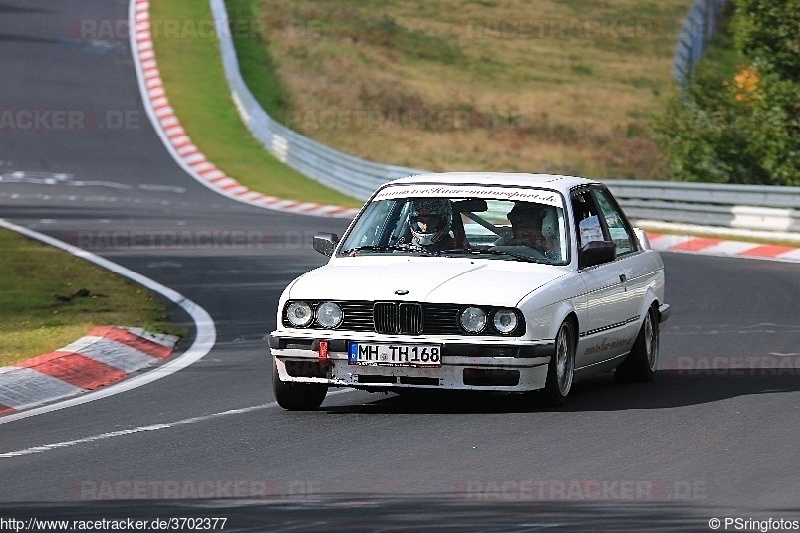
[1,1,799,531]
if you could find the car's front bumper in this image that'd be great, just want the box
[269,332,554,392]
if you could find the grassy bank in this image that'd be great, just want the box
[0,228,172,366]
[149,0,360,207]
[233,0,694,179]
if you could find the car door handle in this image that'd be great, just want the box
[619,273,627,283]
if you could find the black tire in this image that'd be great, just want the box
[541,319,577,406]
[615,306,659,383]
[272,359,328,411]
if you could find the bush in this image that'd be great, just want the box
[733,0,800,81]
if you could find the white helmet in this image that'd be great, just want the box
[409,198,452,246]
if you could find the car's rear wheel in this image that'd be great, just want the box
[272,359,328,410]
[615,306,659,383]
[542,319,576,406]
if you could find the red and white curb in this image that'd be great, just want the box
[130,0,359,220]
[0,327,178,417]
[647,233,800,262]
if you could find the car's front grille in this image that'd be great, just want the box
[374,302,423,334]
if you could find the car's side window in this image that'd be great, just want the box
[591,188,637,256]
[571,189,606,249]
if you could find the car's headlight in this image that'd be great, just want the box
[316,301,343,329]
[493,309,519,334]
[286,301,313,327]
[460,306,487,333]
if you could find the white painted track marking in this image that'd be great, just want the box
[0,218,217,425]
[0,390,353,458]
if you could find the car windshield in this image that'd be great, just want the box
[338,184,569,265]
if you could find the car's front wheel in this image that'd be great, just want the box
[615,305,659,383]
[272,359,328,410]
[542,319,576,406]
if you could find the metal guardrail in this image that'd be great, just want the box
[212,0,799,236]
[606,181,800,233]
[673,0,728,86]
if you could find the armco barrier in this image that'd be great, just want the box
[673,0,728,86]
[211,0,799,238]
[605,181,800,233]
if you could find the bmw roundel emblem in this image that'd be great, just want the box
[395,289,409,295]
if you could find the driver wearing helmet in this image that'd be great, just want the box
[408,198,454,251]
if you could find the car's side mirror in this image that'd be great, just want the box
[313,232,339,257]
[580,240,616,268]
[633,228,650,250]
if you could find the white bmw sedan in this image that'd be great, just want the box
[269,173,670,409]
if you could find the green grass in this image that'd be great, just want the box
[225,0,290,117]
[149,0,699,183]
[0,228,173,366]
[149,0,360,207]
[233,0,696,179]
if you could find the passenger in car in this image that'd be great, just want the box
[506,202,553,256]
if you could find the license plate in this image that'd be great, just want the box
[348,342,442,367]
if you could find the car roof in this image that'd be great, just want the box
[385,172,598,193]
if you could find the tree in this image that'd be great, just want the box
[655,0,800,185]
[734,0,800,81]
